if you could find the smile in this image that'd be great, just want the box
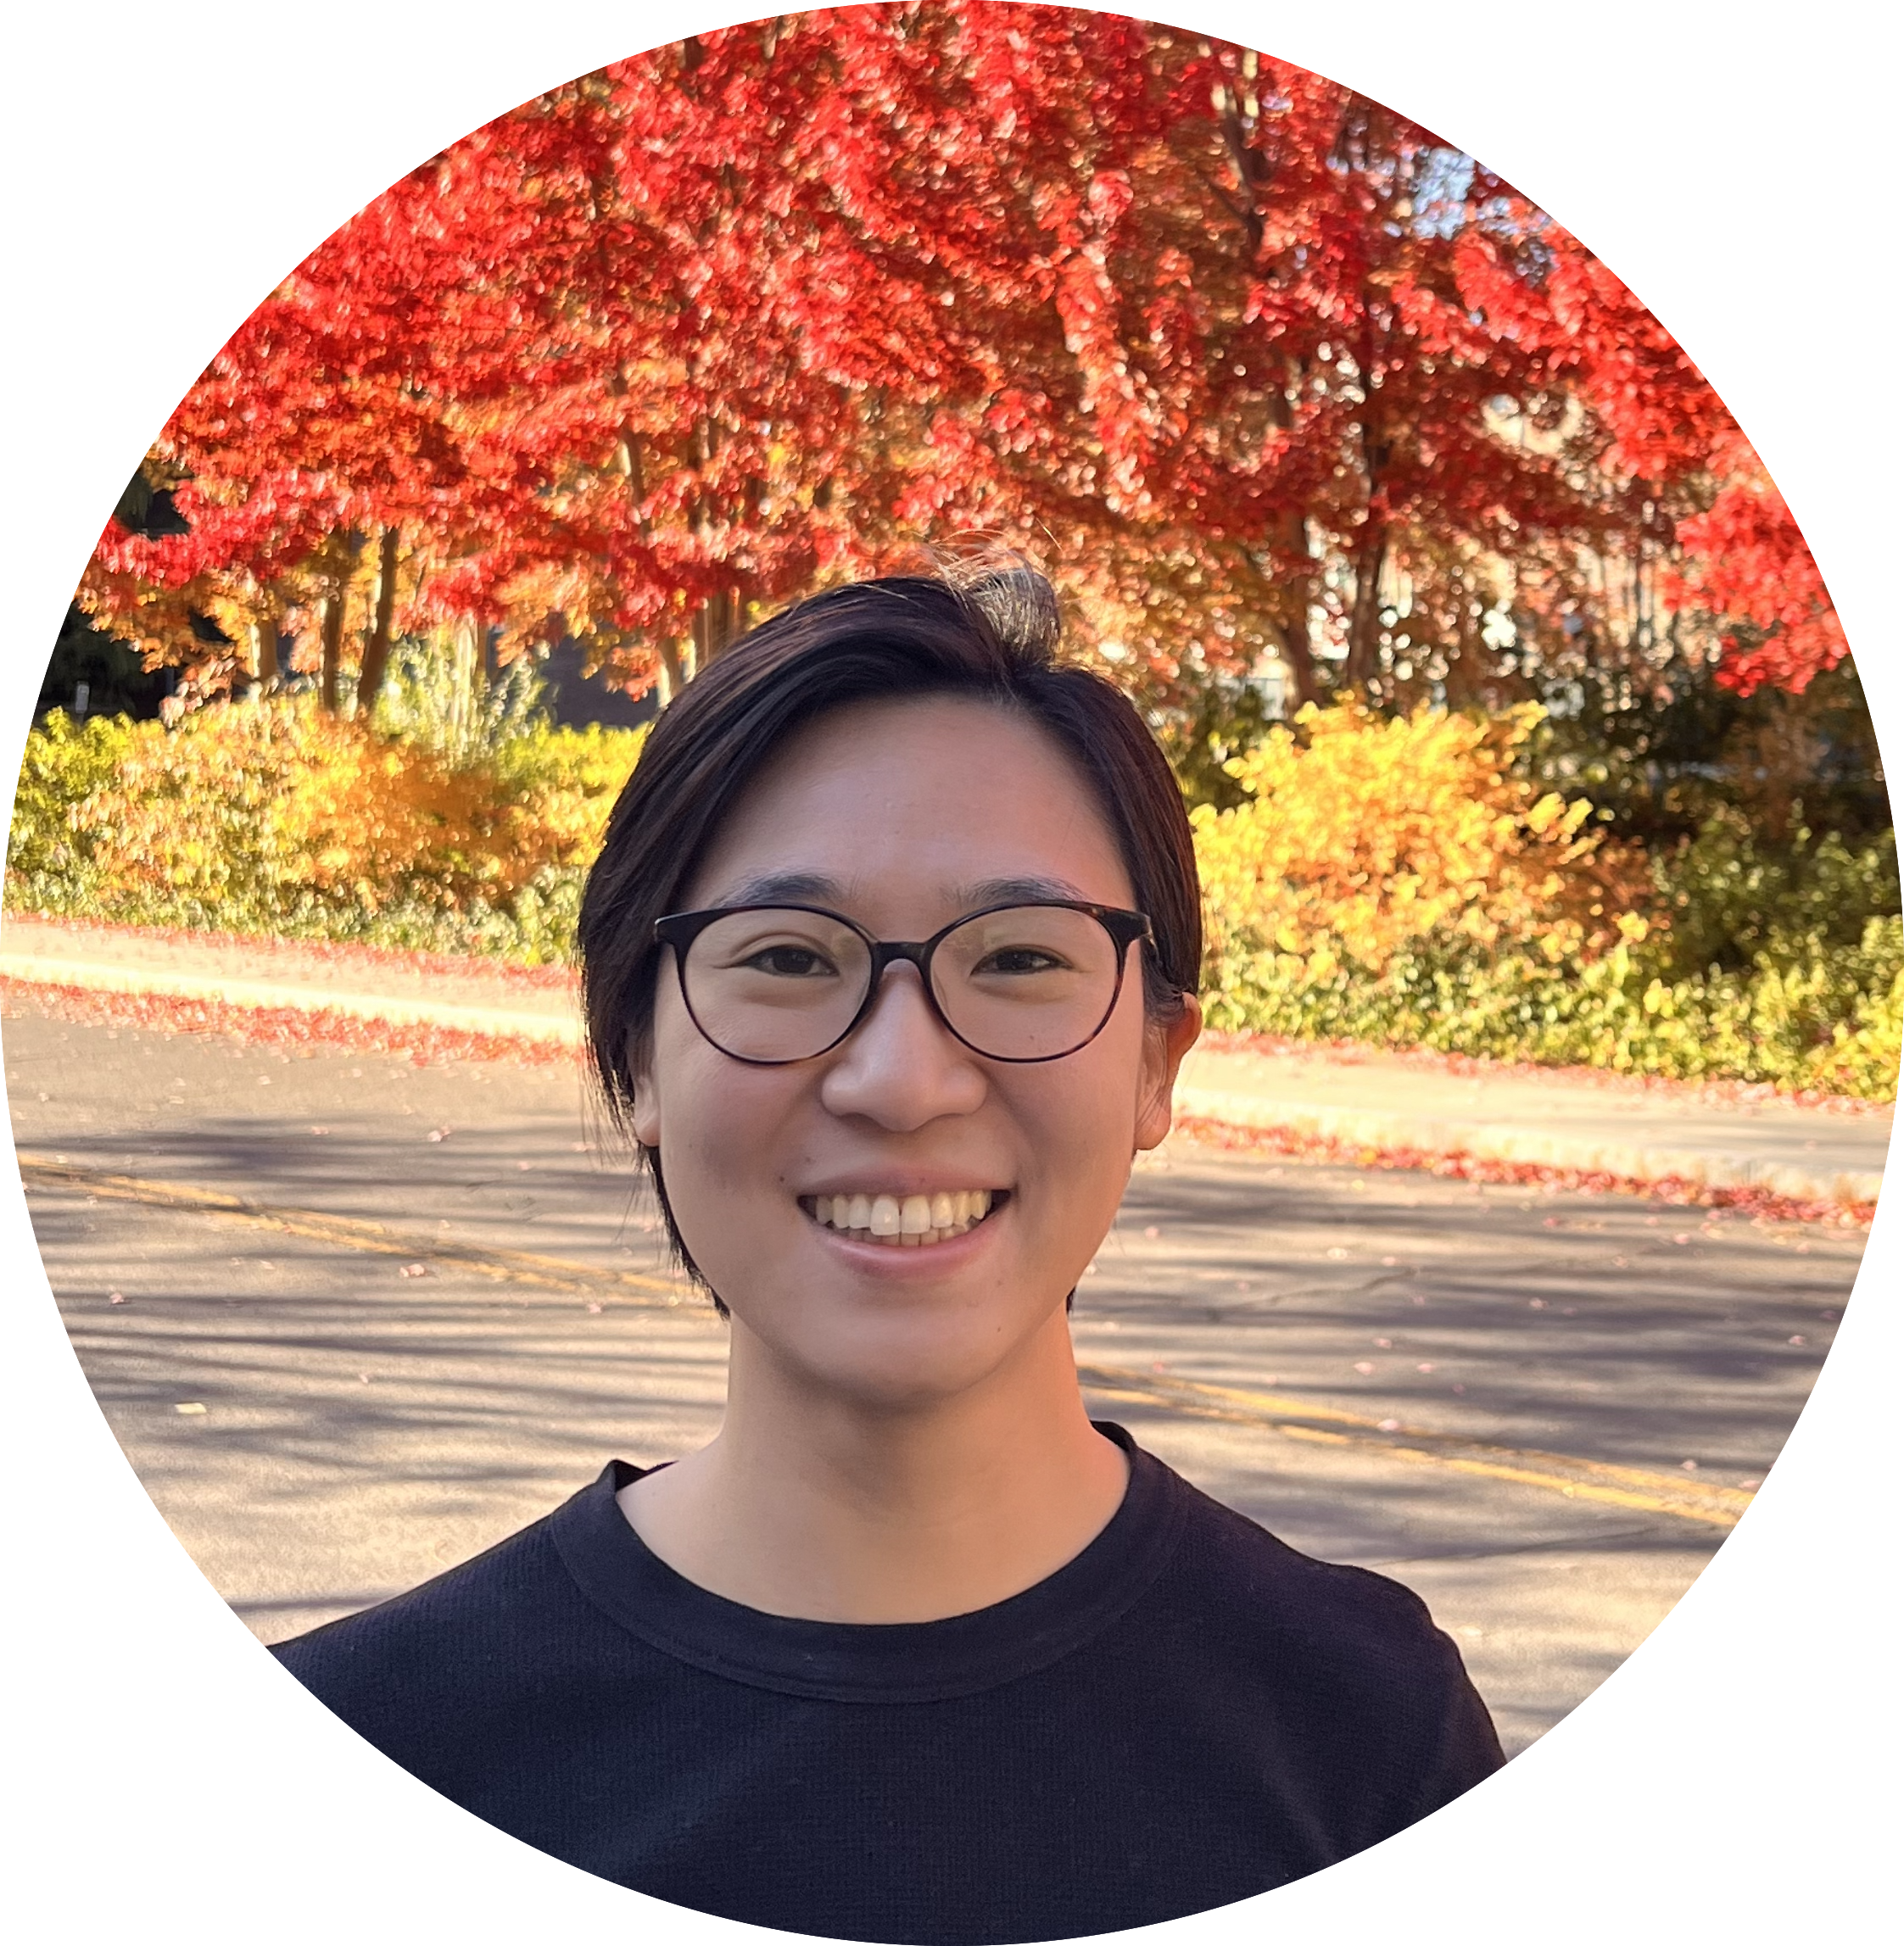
[799,1189,1004,1248]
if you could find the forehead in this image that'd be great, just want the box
[685,694,1133,910]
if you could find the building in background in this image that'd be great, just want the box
[534,638,660,731]
[40,605,176,721]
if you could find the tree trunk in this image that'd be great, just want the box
[1343,523,1390,695]
[1265,509,1324,708]
[692,587,742,668]
[253,591,281,690]
[656,635,687,705]
[355,527,403,721]
[1272,615,1321,711]
[451,619,479,751]
[319,590,347,714]
[1252,351,1326,707]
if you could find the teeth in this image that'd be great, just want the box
[805,1190,998,1246]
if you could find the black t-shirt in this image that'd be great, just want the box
[273,1424,1504,1943]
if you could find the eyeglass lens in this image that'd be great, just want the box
[678,906,1125,1062]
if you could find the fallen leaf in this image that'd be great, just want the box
[175,1402,206,1415]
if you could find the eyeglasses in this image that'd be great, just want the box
[652,901,1154,1066]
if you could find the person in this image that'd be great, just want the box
[273,565,1504,1943]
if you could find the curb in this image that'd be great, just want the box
[1172,1085,1886,1208]
[0,955,582,1048]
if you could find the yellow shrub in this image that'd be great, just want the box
[72,697,642,917]
[1192,700,1646,986]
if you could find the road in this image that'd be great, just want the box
[6,992,1869,1757]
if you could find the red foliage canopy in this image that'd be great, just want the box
[82,3,1845,707]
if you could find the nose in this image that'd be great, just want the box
[817,962,987,1129]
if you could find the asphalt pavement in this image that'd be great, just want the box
[6,992,1871,1758]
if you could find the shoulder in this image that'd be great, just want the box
[1158,1461,1443,1647]
[1129,1451,1504,1802]
[1108,1447,1510,1846]
[274,1514,553,1670]
[271,1469,624,1738]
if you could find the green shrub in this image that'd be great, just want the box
[7,710,137,882]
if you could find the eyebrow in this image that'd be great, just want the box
[952,875,1091,906]
[718,870,846,906]
[708,871,1092,910]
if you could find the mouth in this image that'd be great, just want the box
[798,1189,1008,1249]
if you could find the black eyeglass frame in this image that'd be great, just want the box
[651,899,1155,1067]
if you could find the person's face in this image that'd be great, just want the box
[631,694,1197,1408]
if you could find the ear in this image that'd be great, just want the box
[1134,993,1202,1154]
[627,1029,662,1149]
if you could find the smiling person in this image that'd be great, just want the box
[273,565,1504,1942]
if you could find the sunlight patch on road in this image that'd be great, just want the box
[23,1151,1753,1529]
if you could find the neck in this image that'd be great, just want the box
[617,1304,1128,1622]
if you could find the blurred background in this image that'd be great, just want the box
[11,4,1893,1096]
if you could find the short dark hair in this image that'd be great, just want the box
[578,565,1202,1291]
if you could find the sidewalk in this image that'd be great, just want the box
[3,915,1890,1207]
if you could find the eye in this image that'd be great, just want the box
[743,945,838,979]
[975,945,1069,976]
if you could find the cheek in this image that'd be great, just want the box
[645,989,788,1211]
[1010,1011,1147,1210]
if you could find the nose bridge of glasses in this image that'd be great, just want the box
[860,944,951,1031]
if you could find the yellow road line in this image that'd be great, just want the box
[1075,1366,1751,1527]
[17,1154,690,1307]
[22,1152,1750,1527]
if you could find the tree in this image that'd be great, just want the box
[75,2,1845,722]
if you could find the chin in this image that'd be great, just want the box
[762,1299,1051,1409]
